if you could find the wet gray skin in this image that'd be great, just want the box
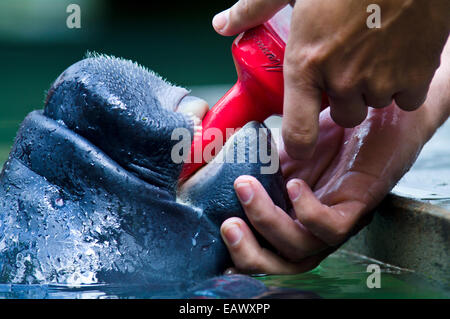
[0,54,288,286]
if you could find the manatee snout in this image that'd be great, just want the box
[0,54,287,285]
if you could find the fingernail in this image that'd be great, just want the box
[223,223,242,246]
[287,180,301,202]
[235,182,253,205]
[177,96,209,119]
[212,9,229,31]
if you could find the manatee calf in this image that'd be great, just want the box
[0,54,287,288]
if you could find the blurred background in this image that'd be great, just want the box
[0,0,236,163]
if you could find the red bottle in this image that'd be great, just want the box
[180,6,328,181]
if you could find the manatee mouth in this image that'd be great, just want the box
[175,100,277,193]
[177,120,281,208]
[43,54,278,197]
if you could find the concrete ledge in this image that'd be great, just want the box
[343,194,450,284]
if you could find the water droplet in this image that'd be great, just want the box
[55,198,64,207]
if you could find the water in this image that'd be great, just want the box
[0,250,446,299]
[392,119,450,209]
[258,250,449,299]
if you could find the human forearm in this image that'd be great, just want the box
[422,35,450,140]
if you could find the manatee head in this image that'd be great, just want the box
[0,54,286,285]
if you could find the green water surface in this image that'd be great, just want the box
[258,251,449,299]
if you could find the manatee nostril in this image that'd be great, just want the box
[176,95,209,120]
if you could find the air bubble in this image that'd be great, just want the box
[55,198,64,207]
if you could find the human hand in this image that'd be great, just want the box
[212,0,450,159]
[219,37,450,274]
